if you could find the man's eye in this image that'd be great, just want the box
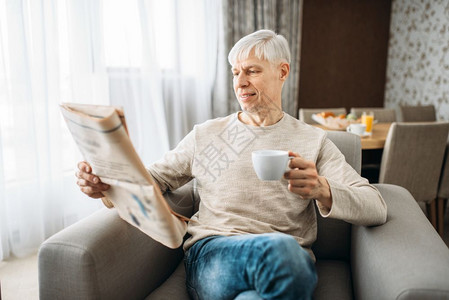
[233,73,239,77]
[248,70,258,74]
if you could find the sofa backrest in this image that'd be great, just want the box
[165,131,362,262]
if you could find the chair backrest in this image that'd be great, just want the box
[399,105,436,122]
[350,107,397,123]
[379,122,449,202]
[438,142,449,199]
[299,107,347,124]
[312,131,361,261]
[326,131,362,174]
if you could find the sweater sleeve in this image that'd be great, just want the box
[315,138,387,226]
[147,128,196,192]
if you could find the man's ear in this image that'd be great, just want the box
[279,62,290,81]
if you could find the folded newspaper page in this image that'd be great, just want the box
[60,103,188,248]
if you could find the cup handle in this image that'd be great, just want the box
[346,127,351,133]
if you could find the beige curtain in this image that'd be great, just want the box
[212,0,303,118]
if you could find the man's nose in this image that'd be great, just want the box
[235,73,249,87]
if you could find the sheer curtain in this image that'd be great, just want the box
[107,0,220,149]
[0,0,219,260]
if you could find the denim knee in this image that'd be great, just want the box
[256,233,307,261]
[254,233,317,298]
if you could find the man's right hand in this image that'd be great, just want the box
[76,161,110,199]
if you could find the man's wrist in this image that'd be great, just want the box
[316,176,332,209]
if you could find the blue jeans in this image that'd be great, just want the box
[184,233,317,300]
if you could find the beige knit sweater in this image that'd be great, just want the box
[149,113,387,259]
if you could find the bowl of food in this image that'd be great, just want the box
[311,112,359,130]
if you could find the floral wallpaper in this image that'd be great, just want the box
[385,0,449,121]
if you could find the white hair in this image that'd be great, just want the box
[228,29,291,66]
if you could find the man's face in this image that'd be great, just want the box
[232,53,288,115]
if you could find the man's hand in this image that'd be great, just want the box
[284,151,332,210]
[76,161,110,199]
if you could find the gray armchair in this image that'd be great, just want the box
[38,132,449,300]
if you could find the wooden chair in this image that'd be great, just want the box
[298,107,346,124]
[399,105,436,122]
[437,142,449,237]
[379,122,449,228]
[350,107,396,123]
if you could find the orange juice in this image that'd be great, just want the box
[361,114,374,133]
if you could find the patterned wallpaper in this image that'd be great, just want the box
[385,0,449,121]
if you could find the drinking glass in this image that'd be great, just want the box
[361,111,374,134]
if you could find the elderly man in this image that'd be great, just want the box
[76,30,387,299]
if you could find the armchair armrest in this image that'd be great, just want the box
[39,182,198,299]
[351,184,449,300]
[38,208,183,300]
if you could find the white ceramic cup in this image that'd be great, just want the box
[346,123,366,136]
[252,150,293,181]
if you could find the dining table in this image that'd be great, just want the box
[313,122,392,150]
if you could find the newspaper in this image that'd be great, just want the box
[60,103,188,249]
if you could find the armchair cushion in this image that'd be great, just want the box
[146,263,189,300]
[314,260,353,300]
